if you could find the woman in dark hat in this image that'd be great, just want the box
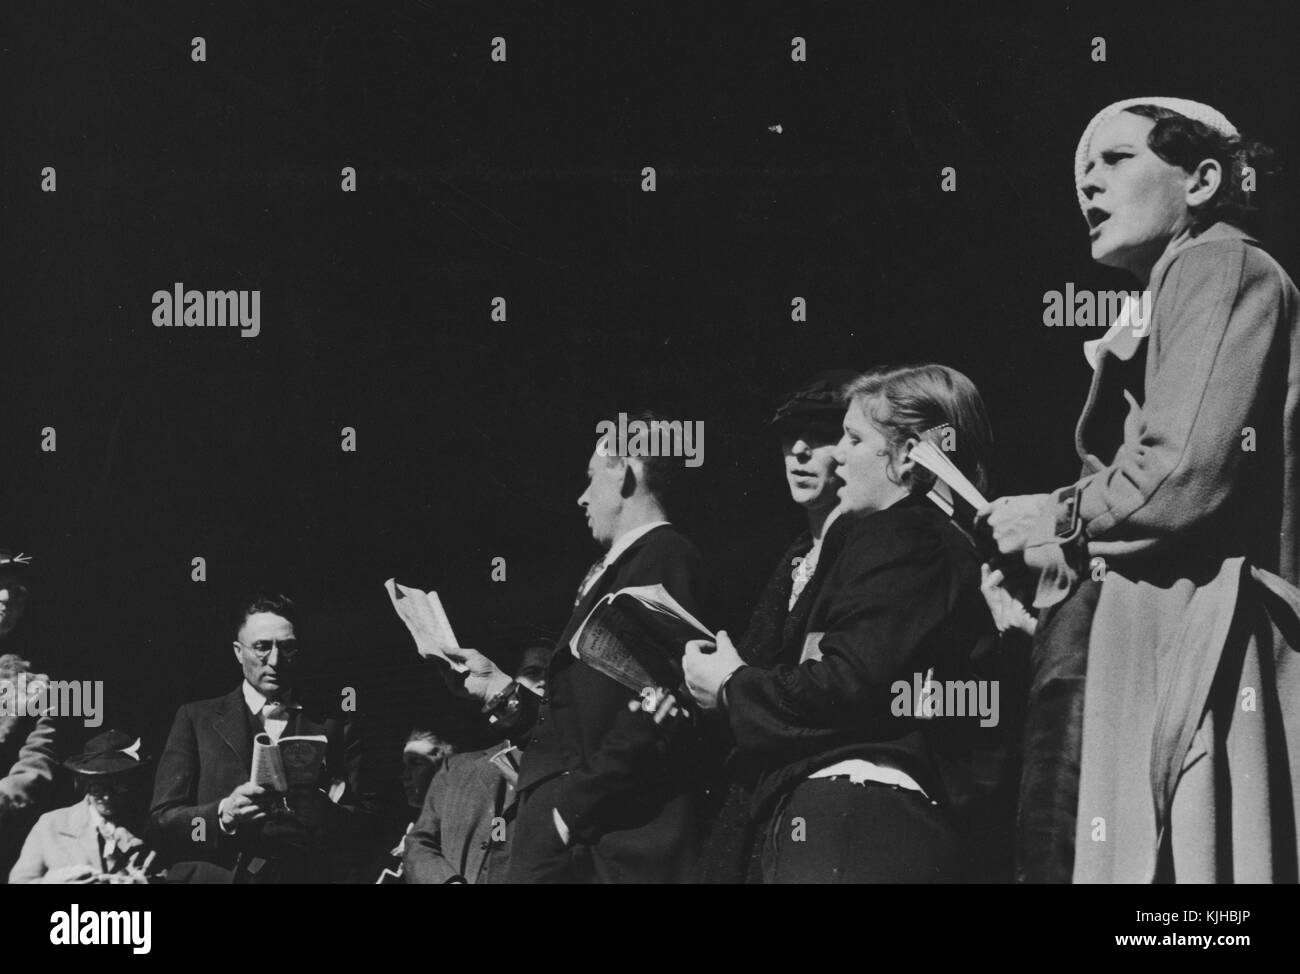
[696,371,858,883]
[10,730,162,883]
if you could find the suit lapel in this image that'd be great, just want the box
[212,686,256,772]
[555,526,669,661]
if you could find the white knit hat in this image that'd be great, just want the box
[1074,97,1238,216]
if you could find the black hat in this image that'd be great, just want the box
[770,370,859,425]
[64,730,153,777]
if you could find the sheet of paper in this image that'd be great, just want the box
[384,578,469,672]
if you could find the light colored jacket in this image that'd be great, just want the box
[9,798,156,883]
[1066,223,1300,882]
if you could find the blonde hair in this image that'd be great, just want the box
[844,364,993,495]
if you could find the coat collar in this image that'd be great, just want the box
[1083,222,1257,372]
[1074,222,1256,467]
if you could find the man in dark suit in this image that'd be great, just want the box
[448,414,713,883]
[148,593,375,883]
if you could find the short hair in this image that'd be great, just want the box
[845,364,993,496]
[1123,105,1273,230]
[405,728,451,750]
[233,592,299,636]
[610,409,689,515]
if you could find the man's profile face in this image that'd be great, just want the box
[578,444,626,549]
[233,611,297,700]
[0,570,31,639]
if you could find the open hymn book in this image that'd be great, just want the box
[569,584,714,695]
[250,733,329,791]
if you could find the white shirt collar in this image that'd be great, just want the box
[579,521,672,601]
[602,520,670,569]
[1083,292,1149,372]
[242,681,296,716]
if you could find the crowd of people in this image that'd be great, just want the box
[2,95,1299,883]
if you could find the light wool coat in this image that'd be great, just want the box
[1066,223,1300,882]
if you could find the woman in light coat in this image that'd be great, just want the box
[983,97,1300,883]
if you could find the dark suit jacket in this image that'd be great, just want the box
[511,523,713,883]
[726,495,1000,828]
[148,686,375,883]
[404,747,514,884]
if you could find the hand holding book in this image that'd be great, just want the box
[571,583,712,723]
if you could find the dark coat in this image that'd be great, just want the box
[726,495,1000,830]
[148,686,375,883]
[696,522,845,884]
[509,523,713,883]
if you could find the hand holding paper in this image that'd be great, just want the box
[384,578,468,672]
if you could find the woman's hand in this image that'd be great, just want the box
[682,631,744,711]
[978,494,1057,556]
[980,564,1037,635]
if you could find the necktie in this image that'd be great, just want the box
[574,559,606,607]
[260,700,293,741]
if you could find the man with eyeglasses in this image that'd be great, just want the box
[148,593,376,883]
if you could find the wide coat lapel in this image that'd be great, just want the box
[211,686,255,773]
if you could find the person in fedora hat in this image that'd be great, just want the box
[9,729,161,883]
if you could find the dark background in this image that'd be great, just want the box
[2,1,1296,780]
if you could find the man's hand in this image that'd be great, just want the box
[441,647,513,703]
[219,782,271,831]
[977,494,1057,558]
[43,863,97,884]
[683,631,744,711]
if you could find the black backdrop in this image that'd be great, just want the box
[2,1,1297,781]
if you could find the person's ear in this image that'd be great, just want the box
[895,437,919,487]
[232,641,243,665]
[1185,158,1223,211]
[621,457,643,498]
